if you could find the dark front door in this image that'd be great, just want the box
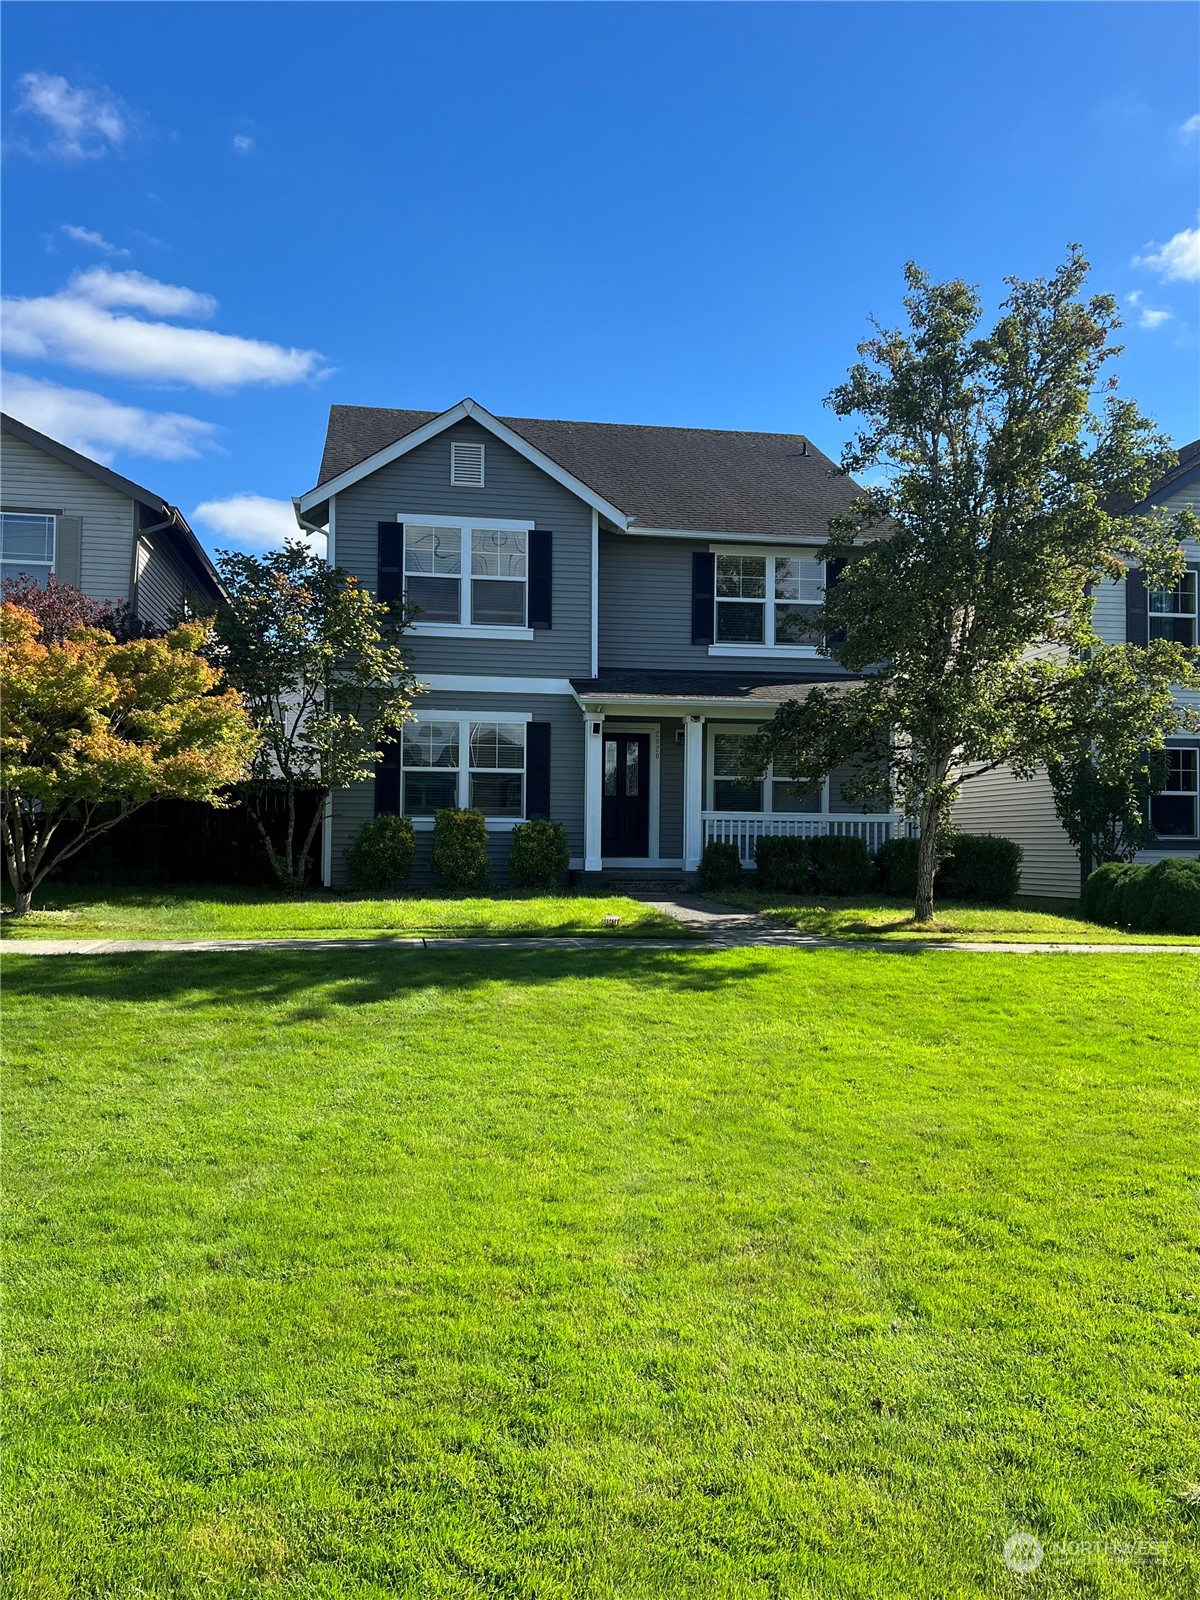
[601,732,650,858]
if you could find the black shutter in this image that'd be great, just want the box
[825,557,849,648]
[375,737,401,815]
[692,552,715,645]
[378,522,403,603]
[526,722,551,817]
[1125,568,1147,646]
[528,530,552,629]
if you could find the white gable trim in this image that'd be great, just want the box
[298,398,630,527]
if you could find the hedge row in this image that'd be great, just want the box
[345,811,570,892]
[698,831,1023,903]
[1081,857,1200,935]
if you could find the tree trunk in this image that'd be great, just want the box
[12,884,33,917]
[914,800,941,923]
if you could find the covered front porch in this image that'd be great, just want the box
[570,671,911,875]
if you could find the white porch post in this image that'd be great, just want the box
[583,712,604,871]
[683,714,705,872]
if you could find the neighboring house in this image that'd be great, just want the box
[954,439,1200,896]
[295,397,911,886]
[0,413,223,628]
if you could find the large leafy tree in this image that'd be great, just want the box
[751,248,1199,921]
[1,605,257,915]
[213,540,418,888]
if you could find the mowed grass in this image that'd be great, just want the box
[4,946,1199,1598]
[0,883,687,942]
[711,891,1200,945]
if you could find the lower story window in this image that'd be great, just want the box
[401,716,526,819]
[1,511,55,587]
[1151,746,1198,838]
[711,732,822,813]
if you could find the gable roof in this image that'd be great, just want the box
[305,398,865,538]
[0,412,223,598]
[1140,438,1200,505]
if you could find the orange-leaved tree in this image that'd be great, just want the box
[0,603,259,915]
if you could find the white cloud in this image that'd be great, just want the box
[1133,226,1200,282]
[60,224,129,257]
[69,267,216,319]
[1,371,218,462]
[15,72,127,160]
[1180,114,1200,138]
[192,493,322,554]
[232,134,255,154]
[1,272,327,390]
[1138,307,1173,331]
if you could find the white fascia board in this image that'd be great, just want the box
[572,694,782,718]
[298,398,631,528]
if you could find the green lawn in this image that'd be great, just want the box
[0,883,687,942]
[710,891,1200,944]
[4,945,1198,1597]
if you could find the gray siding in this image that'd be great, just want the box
[331,417,593,676]
[330,689,584,887]
[134,532,196,630]
[598,531,855,673]
[1,431,134,602]
[953,765,1079,899]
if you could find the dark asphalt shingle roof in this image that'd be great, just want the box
[1142,438,1200,504]
[316,404,865,538]
[569,670,852,703]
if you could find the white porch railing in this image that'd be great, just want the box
[703,812,916,866]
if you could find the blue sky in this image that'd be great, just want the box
[2,2,1197,557]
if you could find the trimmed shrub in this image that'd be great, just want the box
[431,808,489,891]
[875,836,921,898]
[698,840,743,894]
[1120,858,1200,935]
[508,818,571,889]
[938,834,1023,904]
[754,835,811,893]
[809,833,872,896]
[1081,860,1138,926]
[344,813,416,890]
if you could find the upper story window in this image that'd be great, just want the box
[450,441,485,486]
[1,512,55,586]
[714,552,823,649]
[1148,572,1197,647]
[400,715,525,818]
[403,518,530,629]
[1150,745,1198,839]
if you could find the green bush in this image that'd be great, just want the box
[938,834,1023,904]
[508,818,571,889]
[874,836,921,898]
[431,808,489,891]
[698,841,743,893]
[344,813,416,890]
[1082,857,1200,934]
[809,833,872,896]
[754,835,811,893]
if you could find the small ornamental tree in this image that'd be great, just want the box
[750,248,1200,922]
[1,605,257,914]
[213,540,418,889]
[1047,748,1166,874]
[0,573,145,643]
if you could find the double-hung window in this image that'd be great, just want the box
[714,552,823,649]
[401,716,526,819]
[1,512,55,586]
[710,731,823,814]
[1151,746,1199,839]
[402,518,530,630]
[1148,572,1197,647]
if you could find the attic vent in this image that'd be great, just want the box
[450,441,485,487]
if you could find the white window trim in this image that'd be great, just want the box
[1151,741,1200,841]
[706,723,827,815]
[398,511,534,637]
[1148,570,1198,645]
[401,709,531,830]
[450,440,485,487]
[707,544,825,658]
[0,509,58,581]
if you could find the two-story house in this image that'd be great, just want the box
[955,438,1200,895]
[295,397,912,886]
[0,413,224,628]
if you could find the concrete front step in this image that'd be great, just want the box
[571,870,696,894]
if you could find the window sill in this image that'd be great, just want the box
[408,815,525,831]
[707,643,822,658]
[410,623,535,641]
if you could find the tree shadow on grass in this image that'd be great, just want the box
[2,944,788,1021]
